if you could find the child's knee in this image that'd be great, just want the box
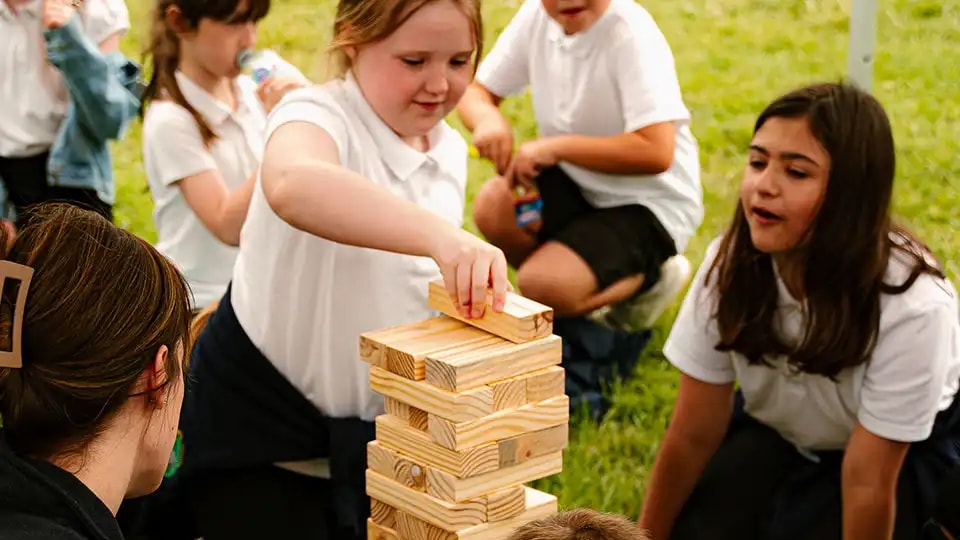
[517,264,576,312]
[472,176,514,236]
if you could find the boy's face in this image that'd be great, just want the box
[541,0,611,34]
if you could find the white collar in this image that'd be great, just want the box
[173,71,252,127]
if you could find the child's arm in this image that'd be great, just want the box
[260,120,510,318]
[638,375,734,539]
[42,4,139,143]
[457,84,513,175]
[177,170,257,247]
[844,300,958,539]
[841,424,909,540]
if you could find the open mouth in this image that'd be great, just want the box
[560,7,585,16]
[752,206,783,221]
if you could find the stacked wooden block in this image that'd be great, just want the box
[360,281,568,540]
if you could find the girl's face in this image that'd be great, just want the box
[348,0,476,145]
[740,116,831,255]
[178,15,258,79]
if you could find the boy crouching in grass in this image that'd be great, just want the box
[509,509,651,540]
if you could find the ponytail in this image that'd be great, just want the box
[141,0,218,147]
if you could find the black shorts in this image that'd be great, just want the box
[533,166,677,292]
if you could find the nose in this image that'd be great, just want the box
[754,165,780,197]
[424,64,449,96]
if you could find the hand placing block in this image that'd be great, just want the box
[362,284,567,539]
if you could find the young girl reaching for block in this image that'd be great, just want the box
[140,1,508,539]
[141,0,306,312]
[457,0,703,330]
[638,82,960,540]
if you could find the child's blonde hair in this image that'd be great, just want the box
[508,509,651,540]
[327,0,483,79]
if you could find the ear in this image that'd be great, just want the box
[344,45,358,63]
[164,5,193,36]
[146,345,170,409]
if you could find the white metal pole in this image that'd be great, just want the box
[847,0,879,92]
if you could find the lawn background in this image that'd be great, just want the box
[113,0,960,518]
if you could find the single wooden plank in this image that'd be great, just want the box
[368,441,427,492]
[427,280,553,343]
[498,424,569,467]
[384,397,410,421]
[376,415,499,478]
[428,396,569,451]
[456,488,558,540]
[370,498,396,528]
[484,485,527,522]
[386,325,495,380]
[490,377,527,411]
[426,335,562,392]
[366,470,486,531]
[409,407,429,431]
[524,366,566,403]
[368,518,401,540]
[360,316,466,366]
[370,367,494,423]
[395,511,457,540]
[425,452,563,502]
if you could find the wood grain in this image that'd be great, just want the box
[498,424,569,467]
[366,469,486,531]
[367,518,401,540]
[426,335,562,392]
[428,396,569,451]
[376,415,499,478]
[425,451,563,502]
[427,281,553,343]
[369,367,494,423]
[483,485,526,522]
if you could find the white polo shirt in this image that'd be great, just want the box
[230,72,467,422]
[142,72,266,309]
[665,237,960,452]
[475,0,702,253]
[0,0,130,158]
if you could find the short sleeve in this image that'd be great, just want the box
[611,19,690,132]
[265,88,350,165]
[142,103,218,187]
[474,0,537,98]
[662,238,736,384]
[858,301,960,442]
[79,0,130,46]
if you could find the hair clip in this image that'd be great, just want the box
[0,261,34,369]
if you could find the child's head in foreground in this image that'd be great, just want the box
[508,509,651,540]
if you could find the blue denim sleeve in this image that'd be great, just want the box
[42,16,141,143]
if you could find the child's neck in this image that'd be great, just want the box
[178,60,237,111]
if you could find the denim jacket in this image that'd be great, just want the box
[0,14,141,216]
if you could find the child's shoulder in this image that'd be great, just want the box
[141,99,199,137]
[881,239,958,325]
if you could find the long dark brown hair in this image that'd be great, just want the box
[0,204,193,461]
[707,82,944,378]
[140,0,271,146]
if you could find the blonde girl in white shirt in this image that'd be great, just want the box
[140,0,305,311]
[638,82,960,540]
[134,1,509,539]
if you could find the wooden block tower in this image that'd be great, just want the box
[360,280,568,540]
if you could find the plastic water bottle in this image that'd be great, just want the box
[237,49,308,84]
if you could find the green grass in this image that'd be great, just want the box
[114,0,960,518]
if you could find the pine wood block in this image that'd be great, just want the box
[377,488,558,540]
[483,485,527,522]
[360,316,465,367]
[409,407,429,431]
[490,377,527,411]
[428,395,569,451]
[385,326,497,380]
[426,335,562,392]
[376,415,499,478]
[368,518,401,540]
[498,424,569,467]
[427,281,554,343]
[425,451,563,503]
[384,397,409,421]
[366,469,486,531]
[524,366,566,403]
[371,498,397,528]
[395,510,457,540]
[370,367,495,423]
[368,441,427,492]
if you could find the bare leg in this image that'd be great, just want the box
[516,241,645,318]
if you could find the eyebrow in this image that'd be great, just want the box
[397,49,474,56]
[749,144,821,168]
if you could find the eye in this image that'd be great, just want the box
[787,168,808,179]
[401,58,424,67]
[450,57,470,67]
[748,159,766,170]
